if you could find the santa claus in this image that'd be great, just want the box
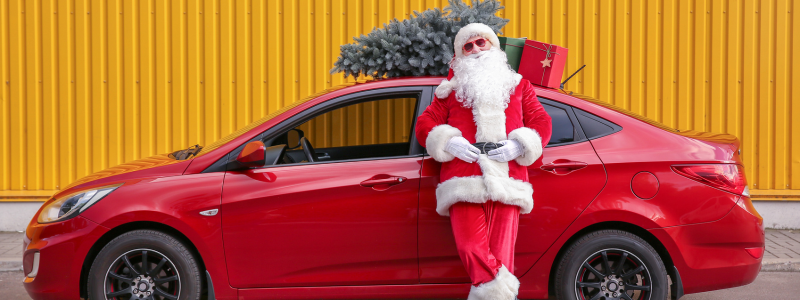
[415,23,553,300]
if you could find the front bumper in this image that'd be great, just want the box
[650,196,765,295]
[22,215,109,300]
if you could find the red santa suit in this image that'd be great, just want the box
[414,23,553,300]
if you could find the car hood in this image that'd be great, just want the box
[54,153,192,200]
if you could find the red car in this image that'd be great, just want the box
[22,77,763,300]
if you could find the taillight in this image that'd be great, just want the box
[671,164,748,196]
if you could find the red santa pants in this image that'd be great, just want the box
[449,200,521,286]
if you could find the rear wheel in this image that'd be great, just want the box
[87,230,201,300]
[554,230,668,300]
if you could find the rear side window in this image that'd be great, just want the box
[542,104,576,145]
[574,108,622,139]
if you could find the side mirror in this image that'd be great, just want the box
[236,141,267,168]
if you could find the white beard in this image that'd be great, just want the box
[450,47,520,111]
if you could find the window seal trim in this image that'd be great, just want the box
[247,154,425,170]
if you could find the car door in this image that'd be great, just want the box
[418,95,608,283]
[220,87,431,288]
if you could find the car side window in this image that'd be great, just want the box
[573,108,622,139]
[542,103,576,146]
[271,97,419,165]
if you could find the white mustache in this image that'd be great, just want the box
[465,48,492,58]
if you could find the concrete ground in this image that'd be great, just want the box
[2,229,799,299]
[2,270,797,300]
[0,231,24,272]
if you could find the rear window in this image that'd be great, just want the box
[568,92,678,133]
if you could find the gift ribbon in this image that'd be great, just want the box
[526,43,562,85]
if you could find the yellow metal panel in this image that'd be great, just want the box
[793,0,800,190]
[1,0,797,201]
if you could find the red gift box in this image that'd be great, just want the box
[518,40,568,89]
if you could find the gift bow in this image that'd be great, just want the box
[526,43,563,85]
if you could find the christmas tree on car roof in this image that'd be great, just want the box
[330,0,570,89]
[330,0,508,79]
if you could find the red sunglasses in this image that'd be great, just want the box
[463,38,487,52]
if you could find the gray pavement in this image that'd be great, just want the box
[762,229,800,271]
[0,231,23,272]
[1,270,797,300]
[1,229,798,299]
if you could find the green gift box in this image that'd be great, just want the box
[499,37,527,71]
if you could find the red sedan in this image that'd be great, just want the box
[22,77,763,300]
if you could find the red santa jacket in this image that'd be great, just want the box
[415,77,553,216]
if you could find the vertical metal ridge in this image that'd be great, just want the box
[792,0,799,189]
[8,0,20,190]
[76,0,90,178]
[1,0,9,190]
[154,0,168,154]
[775,0,790,189]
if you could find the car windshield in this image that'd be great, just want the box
[567,92,679,133]
[193,83,356,157]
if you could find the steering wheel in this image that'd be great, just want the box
[300,137,319,162]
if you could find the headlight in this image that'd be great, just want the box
[38,184,122,224]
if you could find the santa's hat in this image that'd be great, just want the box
[453,23,501,59]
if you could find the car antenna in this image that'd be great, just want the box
[560,64,586,95]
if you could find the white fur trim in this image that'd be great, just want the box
[508,127,543,166]
[472,103,507,143]
[435,78,457,99]
[425,124,462,163]
[495,265,520,297]
[435,173,534,216]
[477,155,511,201]
[511,73,523,87]
[467,265,519,300]
[454,23,501,59]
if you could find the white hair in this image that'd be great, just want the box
[450,47,520,110]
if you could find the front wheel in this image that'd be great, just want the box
[554,230,668,300]
[87,230,201,300]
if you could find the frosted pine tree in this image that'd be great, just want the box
[330,0,508,79]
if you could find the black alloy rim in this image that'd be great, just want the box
[104,248,181,300]
[574,248,652,300]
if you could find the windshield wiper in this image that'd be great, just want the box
[170,144,203,160]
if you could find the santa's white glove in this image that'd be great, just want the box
[488,139,524,163]
[445,137,480,163]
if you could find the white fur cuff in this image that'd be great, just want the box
[508,127,543,166]
[435,78,456,99]
[466,265,519,300]
[495,265,520,296]
[425,124,462,162]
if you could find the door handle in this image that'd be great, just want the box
[360,176,406,191]
[540,159,588,175]
[360,176,406,187]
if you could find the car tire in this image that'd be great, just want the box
[87,230,201,300]
[554,229,668,300]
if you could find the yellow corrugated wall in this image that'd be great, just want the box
[1,0,797,202]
